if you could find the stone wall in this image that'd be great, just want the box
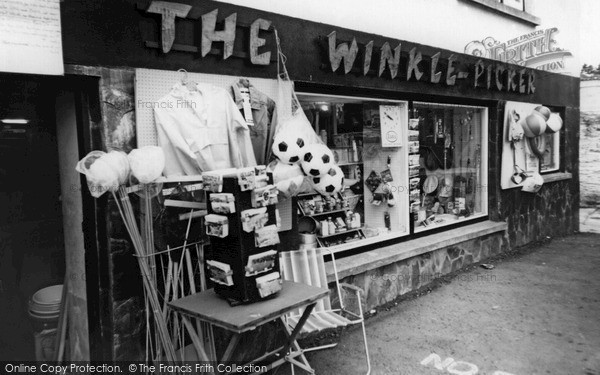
[498,106,580,247]
[334,231,508,312]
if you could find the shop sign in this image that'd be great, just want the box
[327,32,535,94]
[0,0,64,75]
[141,1,273,65]
[464,28,572,73]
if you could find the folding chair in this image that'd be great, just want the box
[279,247,371,375]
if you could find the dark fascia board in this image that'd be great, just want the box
[462,0,541,26]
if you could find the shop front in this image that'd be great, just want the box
[47,0,581,362]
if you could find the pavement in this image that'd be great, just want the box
[581,207,600,234]
[277,232,600,375]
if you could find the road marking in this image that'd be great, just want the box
[421,353,515,375]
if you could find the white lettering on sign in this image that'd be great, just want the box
[420,353,516,375]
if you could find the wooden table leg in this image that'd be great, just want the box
[181,315,213,364]
[221,333,241,362]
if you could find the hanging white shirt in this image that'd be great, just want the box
[153,82,257,176]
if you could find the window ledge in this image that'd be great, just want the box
[326,220,507,283]
[463,0,541,26]
[542,172,572,183]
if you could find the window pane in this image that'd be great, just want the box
[411,103,487,232]
[540,114,560,172]
[503,0,525,11]
[297,94,409,249]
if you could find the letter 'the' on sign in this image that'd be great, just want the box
[201,9,237,59]
[146,1,192,53]
[328,31,358,74]
[250,18,271,65]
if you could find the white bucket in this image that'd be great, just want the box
[29,284,62,361]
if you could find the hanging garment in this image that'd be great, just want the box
[154,82,257,176]
[230,78,277,165]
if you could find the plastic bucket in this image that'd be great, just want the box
[29,285,62,361]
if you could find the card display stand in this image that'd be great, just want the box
[206,176,281,305]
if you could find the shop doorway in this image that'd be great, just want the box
[0,74,88,360]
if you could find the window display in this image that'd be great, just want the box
[297,94,410,250]
[540,111,561,173]
[410,102,488,232]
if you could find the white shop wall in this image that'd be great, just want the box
[216,0,581,77]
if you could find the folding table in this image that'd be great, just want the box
[168,280,329,375]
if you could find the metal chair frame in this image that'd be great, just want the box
[279,247,371,375]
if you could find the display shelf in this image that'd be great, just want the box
[317,227,363,239]
[304,208,348,217]
[297,191,319,198]
[337,162,362,167]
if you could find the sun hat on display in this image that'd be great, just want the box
[545,113,563,134]
[522,110,547,138]
[521,172,544,193]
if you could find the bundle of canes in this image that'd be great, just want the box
[112,186,177,362]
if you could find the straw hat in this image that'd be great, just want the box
[522,111,547,138]
[521,172,544,193]
[423,175,439,194]
[545,113,563,134]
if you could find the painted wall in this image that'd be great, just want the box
[216,0,581,76]
[581,80,600,113]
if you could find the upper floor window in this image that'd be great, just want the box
[465,0,540,25]
[501,0,525,12]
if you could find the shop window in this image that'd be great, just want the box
[539,113,560,173]
[297,93,410,251]
[410,102,488,233]
[465,0,540,25]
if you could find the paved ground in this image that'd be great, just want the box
[279,233,600,375]
[581,207,600,234]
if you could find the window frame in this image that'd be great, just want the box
[539,127,560,174]
[501,0,525,12]
[296,92,411,255]
[295,90,490,255]
[410,101,489,234]
[463,0,540,26]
